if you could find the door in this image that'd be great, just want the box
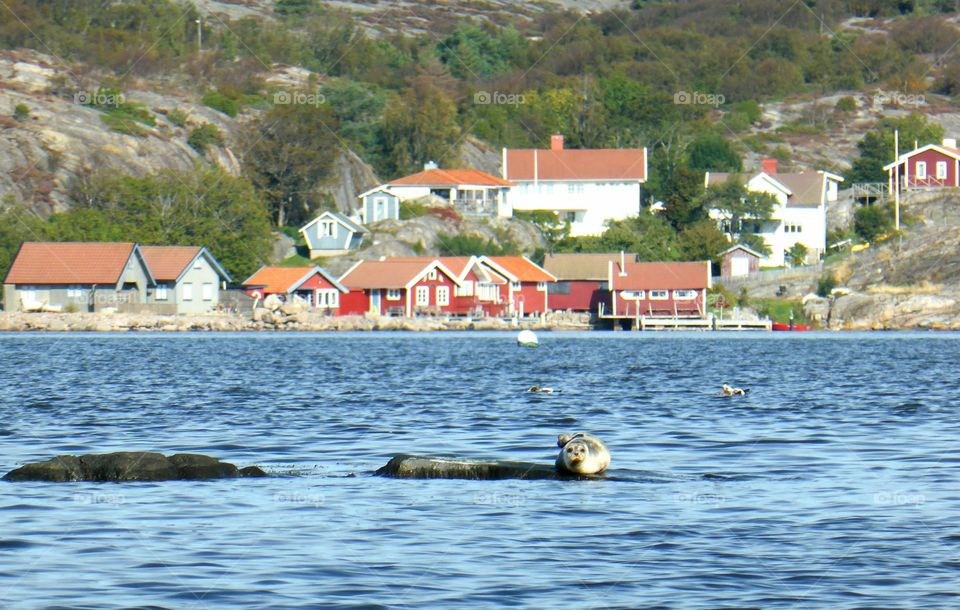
[370,290,381,315]
[731,257,749,277]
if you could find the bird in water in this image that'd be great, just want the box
[721,383,748,396]
[527,385,557,393]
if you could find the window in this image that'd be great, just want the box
[416,286,429,306]
[565,212,577,223]
[674,290,697,300]
[386,289,402,301]
[937,161,948,179]
[321,220,335,237]
[182,283,193,301]
[427,269,437,280]
[479,284,498,302]
[548,282,570,295]
[650,290,668,300]
[202,283,214,301]
[511,281,521,291]
[621,290,645,300]
[155,285,168,300]
[455,280,474,297]
[567,183,583,194]
[916,161,927,179]
[317,289,339,308]
[67,285,83,298]
[537,281,546,291]
[436,286,449,306]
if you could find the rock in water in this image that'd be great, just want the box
[375,455,596,480]
[3,452,265,482]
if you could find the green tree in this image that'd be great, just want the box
[379,78,461,177]
[0,199,47,279]
[850,113,945,182]
[688,133,742,172]
[678,221,730,265]
[695,178,777,250]
[437,25,523,79]
[13,103,29,121]
[786,242,809,266]
[187,123,223,153]
[854,203,894,241]
[242,96,340,227]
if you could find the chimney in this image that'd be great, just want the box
[944,137,957,149]
[424,160,438,170]
[550,134,564,151]
[619,251,627,277]
[761,159,778,175]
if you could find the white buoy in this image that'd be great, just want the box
[517,329,538,348]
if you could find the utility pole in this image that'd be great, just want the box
[196,18,202,52]
[894,129,900,231]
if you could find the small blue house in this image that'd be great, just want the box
[299,210,368,259]
[358,186,400,224]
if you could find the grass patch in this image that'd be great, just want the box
[278,253,313,266]
[866,281,943,295]
[752,298,810,325]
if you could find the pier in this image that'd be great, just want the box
[597,303,771,331]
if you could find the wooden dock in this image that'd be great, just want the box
[596,307,771,331]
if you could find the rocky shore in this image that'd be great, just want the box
[0,310,594,332]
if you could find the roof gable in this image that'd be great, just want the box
[883,143,960,170]
[481,256,556,283]
[504,148,647,182]
[388,168,513,187]
[543,252,632,281]
[139,246,232,283]
[610,260,711,291]
[243,265,345,293]
[4,241,149,285]
[339,259,462,290]
[299,210,368,237]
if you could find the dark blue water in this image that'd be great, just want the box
[2,331,960,609]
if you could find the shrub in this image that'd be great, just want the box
[786,242,809,266]
[13,103,29,121]
[101,114,148,137]
[167,108,188,127]
[854,204,893,242]
[399,199,428,219]
[816,273,837,297]
[202,91,239,117]
[187,123,223,153]
[835,96,857,112]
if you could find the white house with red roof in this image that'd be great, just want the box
[884,137,960,191]
[705,159,843,267]
[607,257,712,318]
[338,259,463,317]
[364,163,515,218]
[477,256,556,316]
[502,135,648,237]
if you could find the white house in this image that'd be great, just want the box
[382,163,514,217]
[502,135,647,237]
[705,159,843,267]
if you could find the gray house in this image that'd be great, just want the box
[140,245,232,313]
[299,210,368,259]
[357,186,400,224]
[3,241,155,312]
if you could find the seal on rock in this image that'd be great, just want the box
[556,433,610,475]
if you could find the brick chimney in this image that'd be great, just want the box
[550,134,564,151]
[761,158,778,175]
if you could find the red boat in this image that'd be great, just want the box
[772,321,811,331]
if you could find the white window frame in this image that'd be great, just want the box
[673,290,697,300]
[182,283,193,301]
[386,288,402,301]
[155,285,168,301]
[937,161,948,179]
[321,220,335,237]
[916,161,927,179]
[427,269,438,280]
[621,290,645,300]
[436,285,450,306]
[650,290,668,300]
[316,289,339,308]
[201,282,214,301]
[537,281,546,291]
[415,286,429,306]
[455,280,474,297]
[511,281,521,291]
[67,285,84,298]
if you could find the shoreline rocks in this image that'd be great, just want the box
[3,452,267,482]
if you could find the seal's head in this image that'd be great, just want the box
[562,439,590,469]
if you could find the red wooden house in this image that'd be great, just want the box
[607,259,711,318]
[478,256,556,316]
[242,266,348,313]
[542,252,625,312]
[338,259,463,317]
[391,256,508,317]
[885,138,960,191]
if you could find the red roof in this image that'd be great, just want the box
[243,266,318,294]
[139,246,202,281]
[4,242,138,285]
[483,256,556,282]
[504,148,646,181]
[340,260,460,290]
[610,261,710,291]
[389,168,513,187]
[389,256,475,279]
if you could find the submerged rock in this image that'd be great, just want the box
[3,452,266,482]
[375,454,600,481]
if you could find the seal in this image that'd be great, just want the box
[528,385,557,393]
[556,432,610,475]
[721,383,748,396]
